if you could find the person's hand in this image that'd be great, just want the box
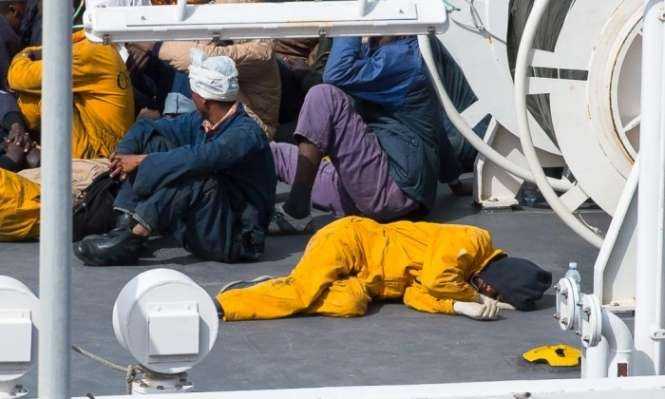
[28,49,42,61]
[4,138,26,165]
[453,301,500,321]
[3,133,35,163]
[137,107,161,120]
[26,146,41,169]
[478,294,515,310]
[7,123,26,143]
[109,152,147,180]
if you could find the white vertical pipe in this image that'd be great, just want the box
[582,338,609,379]
[603,310,633,377]
[39,0,73,397]
[176,0,187,21]
[633,0,665,376]
[358,0,368,17]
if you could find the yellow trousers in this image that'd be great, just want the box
[0,169,40,241]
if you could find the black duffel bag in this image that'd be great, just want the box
[73,171,120,242]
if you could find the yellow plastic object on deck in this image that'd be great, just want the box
[522,344,581,367]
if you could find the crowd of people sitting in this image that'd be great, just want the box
[0,0,552,322]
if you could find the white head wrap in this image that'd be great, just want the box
[188,49,239,102]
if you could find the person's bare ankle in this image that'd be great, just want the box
[132,223,150,237]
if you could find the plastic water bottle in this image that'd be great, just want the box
[565,262,582,287]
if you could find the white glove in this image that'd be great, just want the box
[453,300,500,320]
[478,294,516,310]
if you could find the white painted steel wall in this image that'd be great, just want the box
[71,376,665,399]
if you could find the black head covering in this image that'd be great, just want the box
[477,257,552,311]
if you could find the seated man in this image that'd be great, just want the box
[7,29,135,159]
[74,51,276,266]
[217,217,552,321]
[269,36,464,234]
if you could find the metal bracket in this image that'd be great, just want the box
[650,328,665,341]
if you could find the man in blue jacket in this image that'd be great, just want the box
[270,36,463,234]
[74,51,276,265]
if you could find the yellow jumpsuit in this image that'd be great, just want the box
[218,217,504,320]
[8,30,135,159]
[0,170,40,241]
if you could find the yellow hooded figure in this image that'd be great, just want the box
[218,217,508,320]
[8,30,135,159]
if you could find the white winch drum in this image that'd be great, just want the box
[112,269,219,374]
[0,277,39,382]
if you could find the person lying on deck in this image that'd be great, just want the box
[268,35,469,235]
[216,217,552,321]
[73,50,276,266]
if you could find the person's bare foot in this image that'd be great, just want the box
[448,179,473,196]
[132,223,151,237]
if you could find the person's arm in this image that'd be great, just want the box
[419,226,499,302]
[322,37,415,102]
[132,119,265,196]
[115,113,199,155]
[8,39,111,95]
[7,47,43,94]
[403,283,456,315]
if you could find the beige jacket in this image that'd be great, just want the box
[158,40,280,139]
[19,159,111,202]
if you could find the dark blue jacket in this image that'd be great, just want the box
[323,37,442,210]
[0,16,20,92]
[117,105,276,231]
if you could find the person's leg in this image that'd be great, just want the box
[270,141,356,217]
[282,84,417,223]
[218,218,365,320]
[134,177,234,261]
[304,277,371,317]
[114,133,179,217]
[0,168,40,241]
[75,175,209,266]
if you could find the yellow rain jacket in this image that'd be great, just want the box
[218,217,505,320]
[8,31,135,158]
[0,169,40,241]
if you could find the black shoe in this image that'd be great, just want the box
[73,227,146,266]
[214,297,224,319]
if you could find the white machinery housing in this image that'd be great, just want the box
[113,269,218,393]
[0,277,39,399]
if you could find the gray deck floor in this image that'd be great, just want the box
[0,182,609,396]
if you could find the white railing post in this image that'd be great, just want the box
[38,0,73,397]
[633,0,665,376]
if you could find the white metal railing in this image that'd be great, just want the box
[83,0,447,43]
[72,376,665,398]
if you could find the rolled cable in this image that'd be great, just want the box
[416,35,573,193]
[513,0,603,248]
